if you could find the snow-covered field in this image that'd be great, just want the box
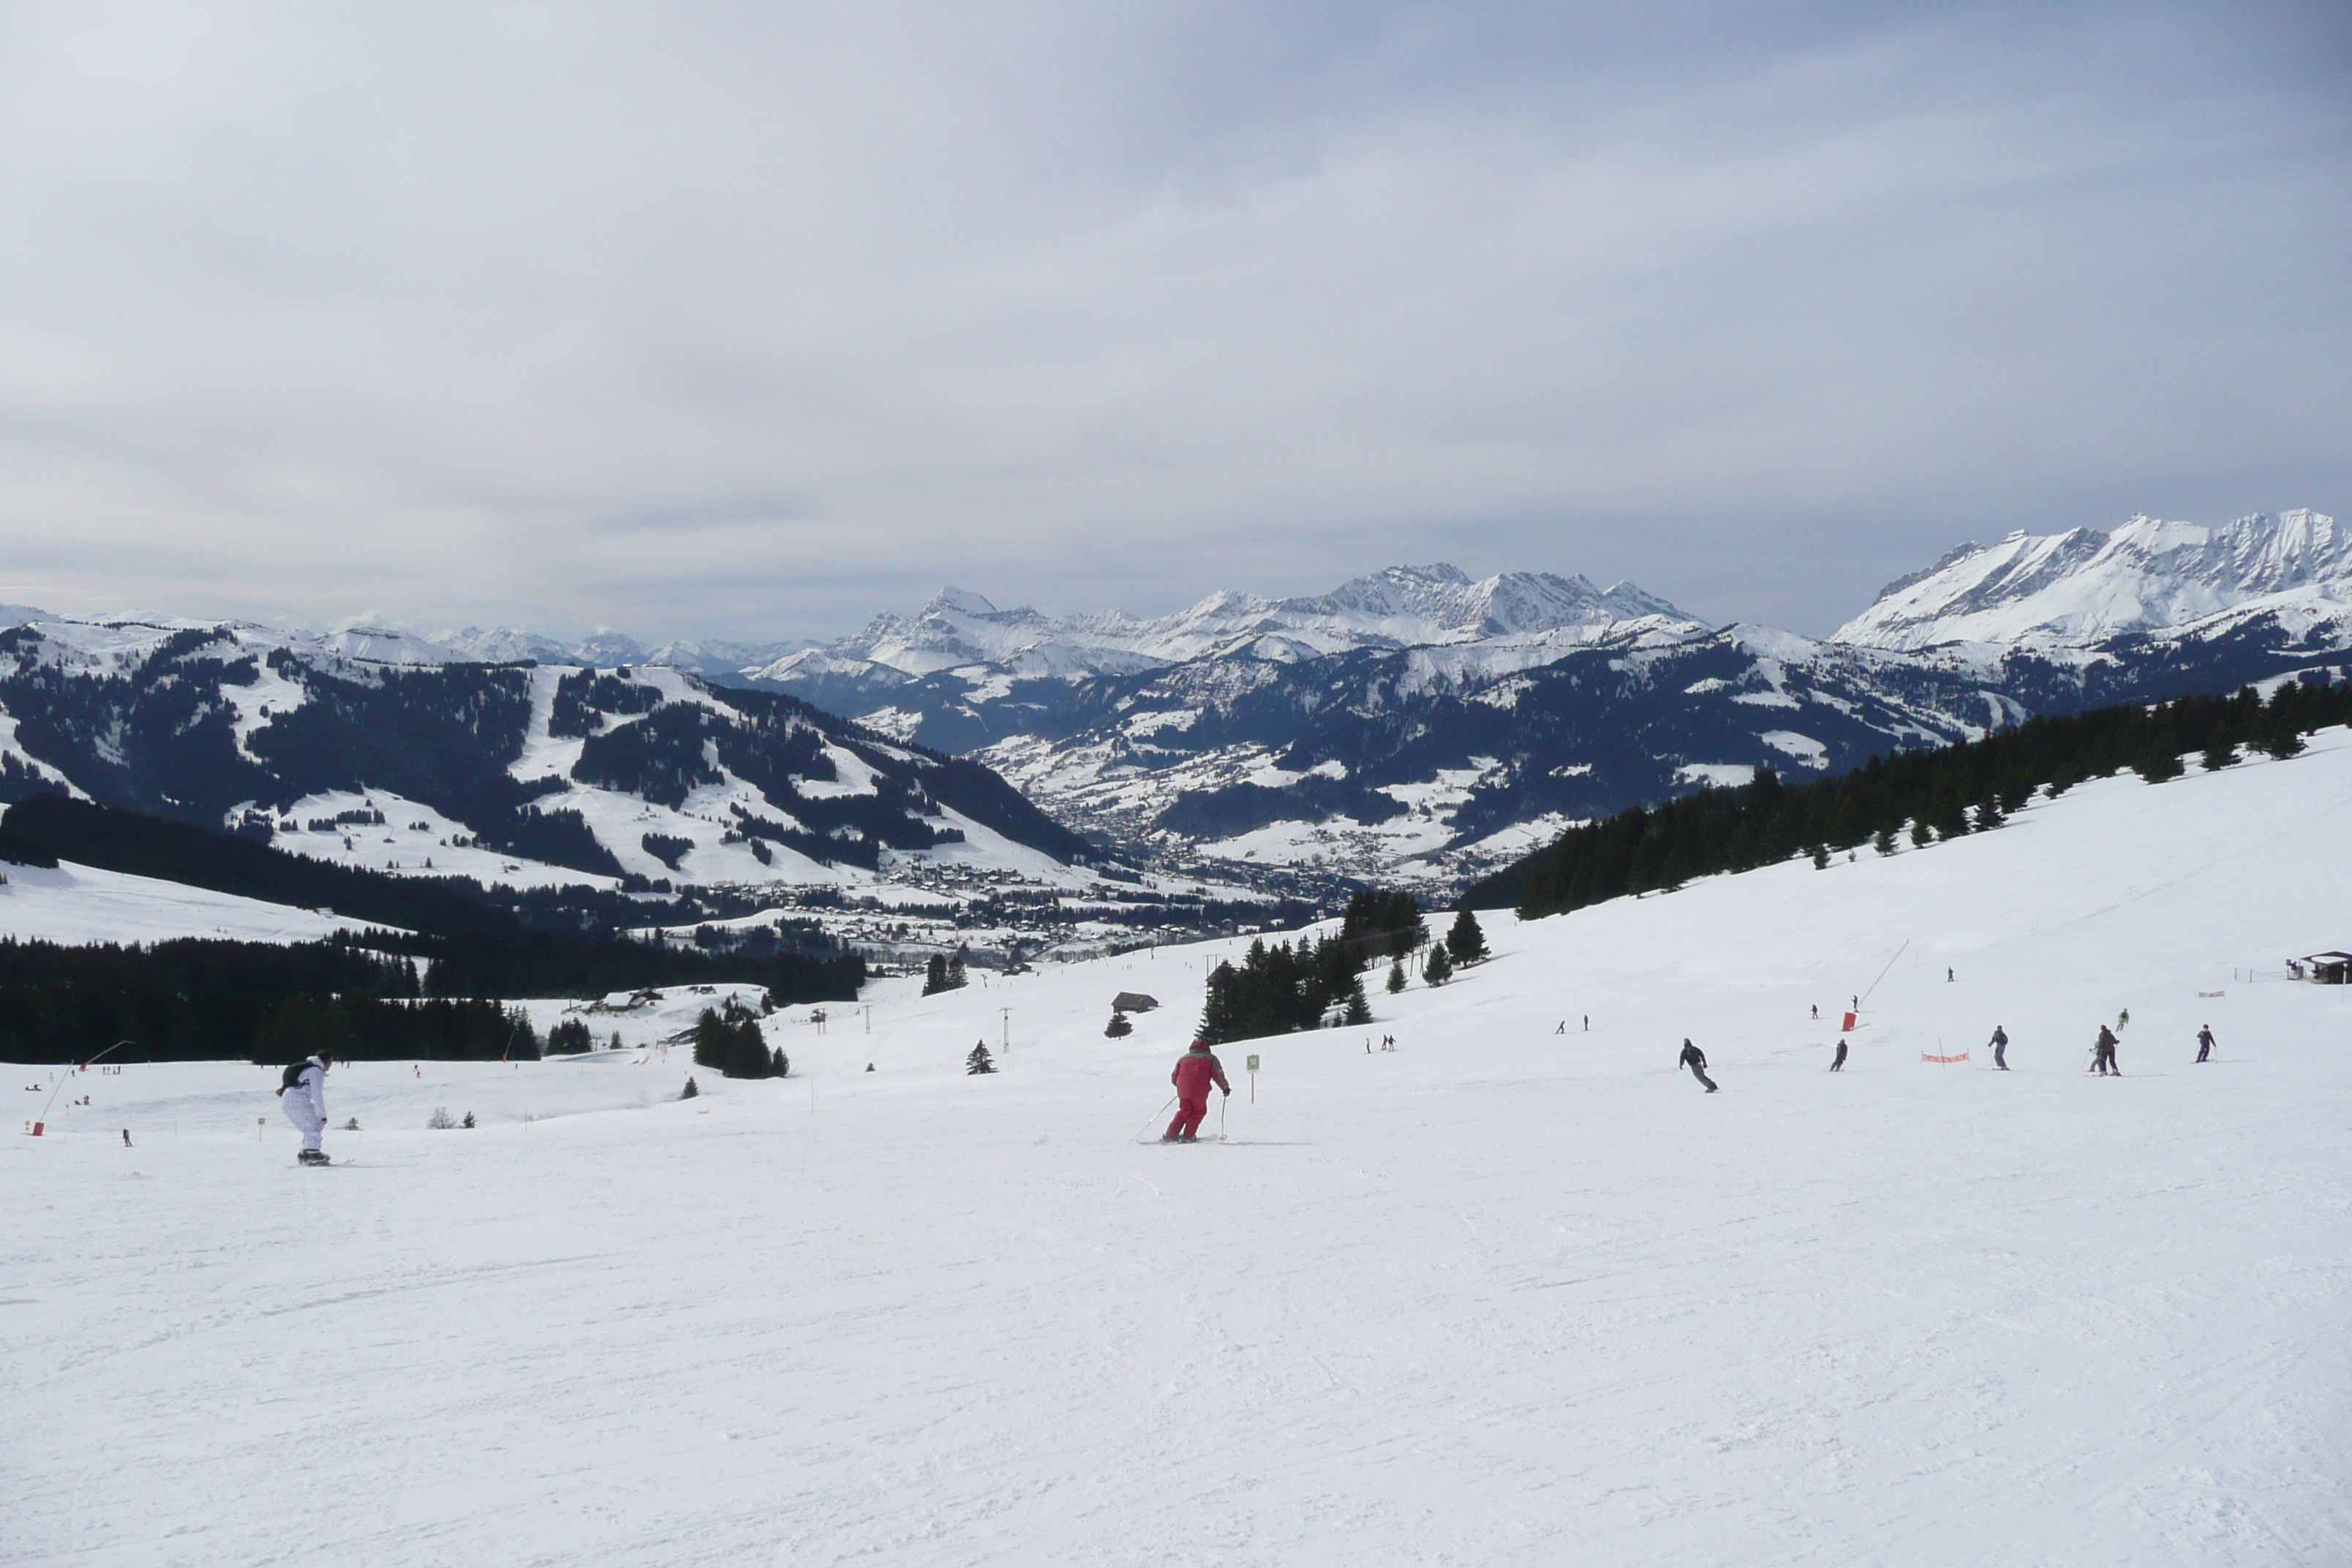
[0,859,374,946]
[9,735,2352,1565]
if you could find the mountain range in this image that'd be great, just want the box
[0,508,2340,897]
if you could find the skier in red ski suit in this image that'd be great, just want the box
[1164,1041,1231,1142]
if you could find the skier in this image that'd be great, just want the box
[1811,1003,1819,1020]
[1678,1039,1718,1093]
[1989,1025,2010,1071]
[1163,1039,1230,1142]
[1829,1039,1847,1072]
[277,1049,334,1164]
[1947,967,1954,983]
[2092,1025,2120,1077]
[2195,1024,2215,1063]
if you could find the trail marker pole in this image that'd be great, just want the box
[1245,1054,1260,1103]
[1000,1007,1011,1060]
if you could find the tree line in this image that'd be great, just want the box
[1474,676,2349,921]
[0,937,539,1065]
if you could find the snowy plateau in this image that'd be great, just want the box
[8,724,2352,1566]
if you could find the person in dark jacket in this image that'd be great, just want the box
[1989,1025,2010,1071]
[1164,1041,1231,1142]
[2195,1024,2215,1063]
[1678,1039,1717,1093]
[1828,1039,1847,1072]
[2092,1024,2120,1076]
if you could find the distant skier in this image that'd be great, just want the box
[1989,1025,2010,1071]
[1163,1040,1230,1142]
[1829,1039,1847,1072]
[2195,1024,2215,1063]
[277,1049,334,1165]
[1947,967,1954,983]
[1811,1004,1819,1020]
[2092,1025,2120,1077]
[1678,1039,1718,1093]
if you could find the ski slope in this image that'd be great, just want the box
[8,734,2352,1565]
[0,858,375,946]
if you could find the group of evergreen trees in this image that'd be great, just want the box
[922,951,969,995]
[1196,933,1374,1046]
[1337,889,1428,964]
[543,1017,620,1055]
[0,936,548,1064]
[691,1003,788,1079]
[1482,676,2350,921]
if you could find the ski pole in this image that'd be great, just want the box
[1133,1095,1177,1142]
[1218,1093,1229,1141]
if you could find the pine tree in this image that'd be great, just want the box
[1445,908,1488,965]
[1424,943,1452,986]
[1809,843,1831,870]
[1104,1011,1133,1039]
[1873,827,1898,856]
[1387,960,1406,994]
[923,954,949,995]
[2201,735,2238,772]
[1909,819,1934,849]
[679,1077,699,1099]
[948,951,968,990]
[1343,979,1372,1025]
[966,1041,995,1075]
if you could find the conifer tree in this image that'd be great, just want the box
[2201,735,2238,772]
[1873,827,1898,856]
[1445,908,1488,965]
[966,1041,995,1075]
[1104,1011,1133,1039]
[1424,943,1452,986]
[679,1077,699,1099]
[923,954,950,995]
[1344,979,1372,1025]
[1387,960,1406,994]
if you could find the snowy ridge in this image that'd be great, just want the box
[1835,508,2347,650]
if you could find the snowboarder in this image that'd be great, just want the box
[1829,1039,1847,1072]
[277,1050,333,1164]
[1163,1040,1230,1142]
[1989,1025,2010,1071]
[2092,1025,2120,1077]
[2195,1024,2215,1063]
[1678,1039,1717,1093]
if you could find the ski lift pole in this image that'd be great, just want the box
[1857,940,1910,1011]
[30,1039,130,1136]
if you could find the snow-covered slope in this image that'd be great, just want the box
[0,858,382,946]
[10,728,2349,1565]
[1836,508,2347,650]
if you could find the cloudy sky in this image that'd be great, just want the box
[1,1,2344,641]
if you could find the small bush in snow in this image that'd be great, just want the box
[427,1107,456,1130]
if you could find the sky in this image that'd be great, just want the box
[0,1,2345,644]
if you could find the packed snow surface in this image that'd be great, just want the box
[10,734,2352,1564]
[0,859,376,946]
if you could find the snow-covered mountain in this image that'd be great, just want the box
[8,509,2342,901]
[1834,509,2347,651]
[747,565,1692,689]
[0,613,1088,892]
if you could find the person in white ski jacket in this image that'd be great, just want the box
[277,1052,333,1165]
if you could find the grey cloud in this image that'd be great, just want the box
[0,1,2342,640]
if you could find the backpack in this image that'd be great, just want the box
[277,1059,312,1096]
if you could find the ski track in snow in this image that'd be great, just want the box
[8,736,2352,1565]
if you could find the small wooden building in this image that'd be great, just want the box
[1112,991,1160,1013]
[2297,951,2352,984]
